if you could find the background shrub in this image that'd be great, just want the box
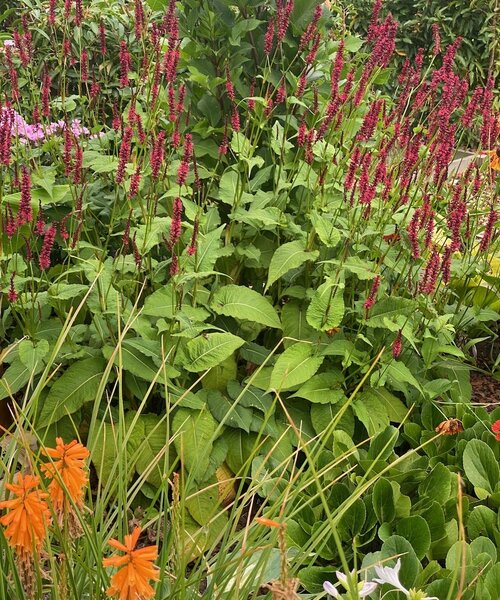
[348,0,498,89]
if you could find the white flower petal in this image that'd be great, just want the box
[335,571,348,586]
[373,559,409,594]
[323,581,341,598]
[359,581,378,597]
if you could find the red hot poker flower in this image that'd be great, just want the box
[103,527,159,600]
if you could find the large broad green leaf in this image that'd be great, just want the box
[203,389,253,432]
[210,285,281,329]
[292,373,345,404]
[18,340,49,373]
[352,390,390,436]
[92,421,134,487]
[381,536,420,589]
[281,301,317,343]
[270,343,324,391]
[186,485,221,526]
[218,169,239,206]
[133,414,171,488]
[2,185,71,207]
[306,280,345,331]
[365,297,417,328]
[463,439,499,495]
[172,408,218,481]
[418,463,452,504]
[266,241,318,290]
[143,285,179,319]
[0,359,44,401]
[185,333,245,372]
[372,360,422,393]
[397,516,431,559]
[310,211,341,247]
[373,478,395,524]
[38,357,106,426]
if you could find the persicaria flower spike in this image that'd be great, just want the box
[169,197,183,248]
[39,224,57,270]
[103,527,159,600]
[364,275,381,312]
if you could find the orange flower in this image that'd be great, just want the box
[41,437,90,513]
[486,148,500,171]
[0,473,50,555]
[103,527,159,600]
[255,516,283,529]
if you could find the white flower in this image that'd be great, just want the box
[323,570,377,598]
[3,40,15,47]
[374,559,409,594]
[373,559,438,600]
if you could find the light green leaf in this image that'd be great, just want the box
[270,343,324,391]
[266,241,318,290]
[186,486,221,526]
[210,285,281,329]
[0,359,43,401]
[353,390,390,436]
[463,439,499,495]
[292,372,345,404]
[397,516,431,559]
[219,169,239,206]
[203,389,253,432]
[306,280,345,331]
[18,340,49,372]
[185,333,245,373]
[38,357,106,426]
[310,211,341,247]
[172,408,218,481]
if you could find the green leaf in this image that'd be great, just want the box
[266,241,318,290]
[270,343,324,391]
[185,333,245,373]
[143,285,177,318]
[204,389,253,432]
[484,563,500,598]
[372,360,422,393]
[48,283,89,300]
[172,408,218,481]
[281,301,318,343]
[463,439,499,495]
[310,211,341,247]
[381,535,420,588]
[373,478,395,523]
[365,297,417,328]
[92,421,133,487]
[353,391,390,436]
[210,285,281,329]
[133,414,171,488]
[306,279,345,331]
[2,185,71,207]
[0,360,42,400]
[18,340,49,372]
[38,357,105,426]
[418,463,452,504]
[397,516,431,559]
[218,169,239,205]
[292,373,345,404]
[186,486,221,526]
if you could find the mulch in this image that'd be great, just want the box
[471,371,500,411]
